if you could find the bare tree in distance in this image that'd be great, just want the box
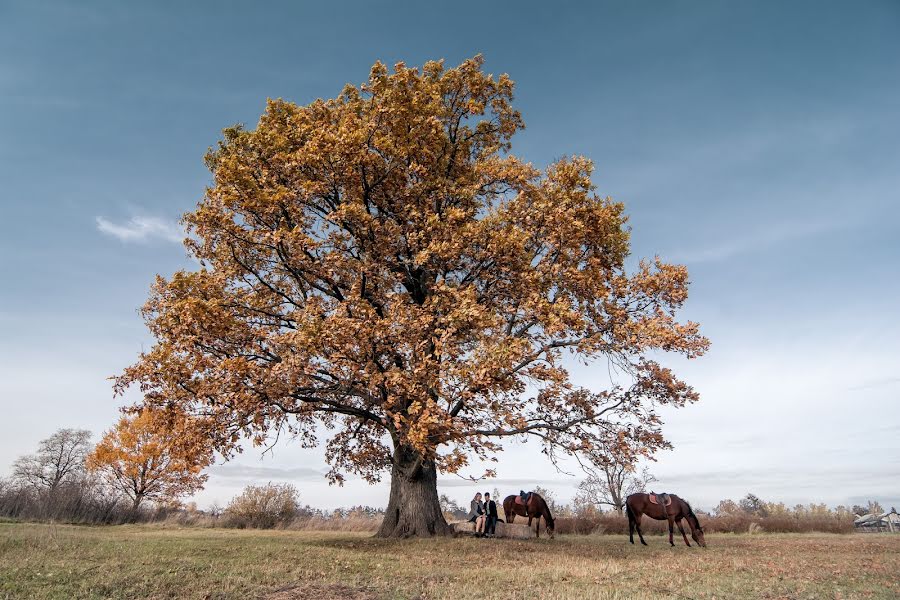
[12,428,92,493]
[532,485,563,514]
[740,493,769,517]
[574,445,656,515]
[438,494,466,520]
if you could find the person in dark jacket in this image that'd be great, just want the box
[482,492,499,537]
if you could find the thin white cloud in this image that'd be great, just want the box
[667,218,845,265]
[847,376,900,392]
[95,215,183,244]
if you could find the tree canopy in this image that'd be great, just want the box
[87,408,211,510]
[116,56,707,536]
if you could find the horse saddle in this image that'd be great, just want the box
[514,492,533,506]
[649,493,672,507]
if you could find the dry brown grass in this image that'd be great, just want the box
[1,521,897,599]
[283,514,382,532]
[262,582,379,599]
[555,512,855,535]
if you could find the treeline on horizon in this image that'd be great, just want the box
[1,427,885,535]
[0,476,875,536]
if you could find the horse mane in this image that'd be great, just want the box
[543,509,555,528]
[537,495,555,528]
[684,499,702,529]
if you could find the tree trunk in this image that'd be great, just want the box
[376,445,451,538]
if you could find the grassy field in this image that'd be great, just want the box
[1,522,898,600]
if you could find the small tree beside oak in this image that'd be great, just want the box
[115,56,708,537]
[86,409,211,510]
[574,443,657,515]
[13,428,92,493]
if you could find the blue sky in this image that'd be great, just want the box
[1,0,898,511]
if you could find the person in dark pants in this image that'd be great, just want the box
[482,492,499,537]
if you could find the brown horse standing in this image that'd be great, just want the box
[502,493,555,538]
[625,493,706,547]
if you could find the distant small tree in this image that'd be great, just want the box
[13,428,92,493]
[572,492,604,519]
[833,505,853,519]
[439,493,465,519]
[852,504,868,516]
[574,444,656,515]
[225,483,300,528]
[867,500,884,516]
[763,501,790,516]
[713,499,742,516]
[739,493,768,517]
[86,409,212,510]
[805,503,830,517]
[532,485,563,514]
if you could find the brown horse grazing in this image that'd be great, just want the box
[625,492,706,548]
[502,493,555,538]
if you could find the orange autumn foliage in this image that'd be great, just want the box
[115,56,708,536]
[87,409,212,510]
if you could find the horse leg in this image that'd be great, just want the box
[628,510,635,544]
[634,512,648,546]
[668,517,675,546]
[677,519,691,547]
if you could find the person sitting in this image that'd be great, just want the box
[482,492,499,537]
[466,492,484,534]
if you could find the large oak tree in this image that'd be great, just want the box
[117,56,708,537]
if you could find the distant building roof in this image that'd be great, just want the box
[854,508,899,526]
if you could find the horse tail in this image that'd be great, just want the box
[625,500,636,543]
[503,496,518,524]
